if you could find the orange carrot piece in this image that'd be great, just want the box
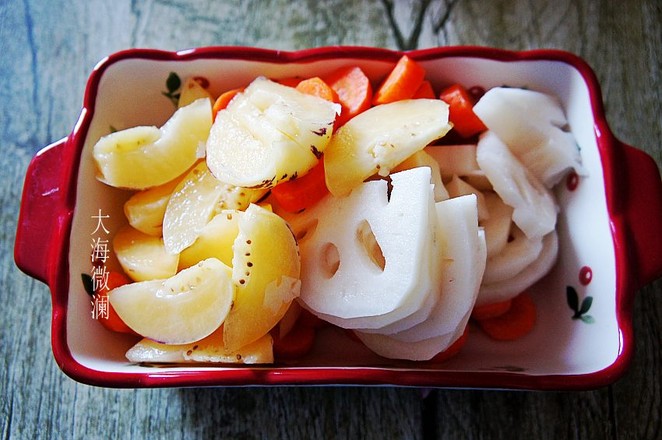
[271,160,329,213]
[272,313,319,360]
[412,80,436,99]
[471,298,513,321]
[323,65,373,127]
[212,87,243,120]
[430,327,468,363]
[439,83,487,138]
[296,309,328,330]
[372,55,426,105]
[95,271,137,335]
[272,323,316,360]
[296,76,339,103]
[476,292,537,341]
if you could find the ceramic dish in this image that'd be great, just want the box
[14,46,662,389]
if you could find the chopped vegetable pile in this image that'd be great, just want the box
[89,55,584,364]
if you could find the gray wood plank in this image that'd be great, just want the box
[433,390,615,439]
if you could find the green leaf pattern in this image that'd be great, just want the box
[162,71,182,106]
[566,286,594,323]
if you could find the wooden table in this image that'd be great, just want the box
[2,1,660,438]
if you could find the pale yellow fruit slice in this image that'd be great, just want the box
[324,99,451,196]
[125,327,273,364]
[223,204,301,350]
[162,161,266,255]
[123,176,183,236]
[178,77,213,108]
[462,173,493,192]
[446,175,489,221]
[206,77,339,189]
[109,258,234,344]
[178,210,240,270]
[424,144,480,180]
[394,150,449,201]
[93,98,212,189]
[113,225,179,282]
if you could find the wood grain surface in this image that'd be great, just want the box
[1,0,660,439]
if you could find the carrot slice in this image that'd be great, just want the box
[372,55,426,105]
[95,271,137,335]
[272,320,317,360]
[476,292,537,341]
[412,80,436,99]
[323,65,373,127]
[296,76,339,103]
[296,309,328,329]
[471,298,513,321]
[212,87,243,120]
[438,84,487,138]
[430,327,468,363]
[271,160,329,213]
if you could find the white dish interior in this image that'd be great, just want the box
[67,54,617,380]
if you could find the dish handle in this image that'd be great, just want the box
[621,141,662,289]
[14,138,69,284]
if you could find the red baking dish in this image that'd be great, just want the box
[14,46,662,389]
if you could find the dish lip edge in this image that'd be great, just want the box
[42,45,635,389]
